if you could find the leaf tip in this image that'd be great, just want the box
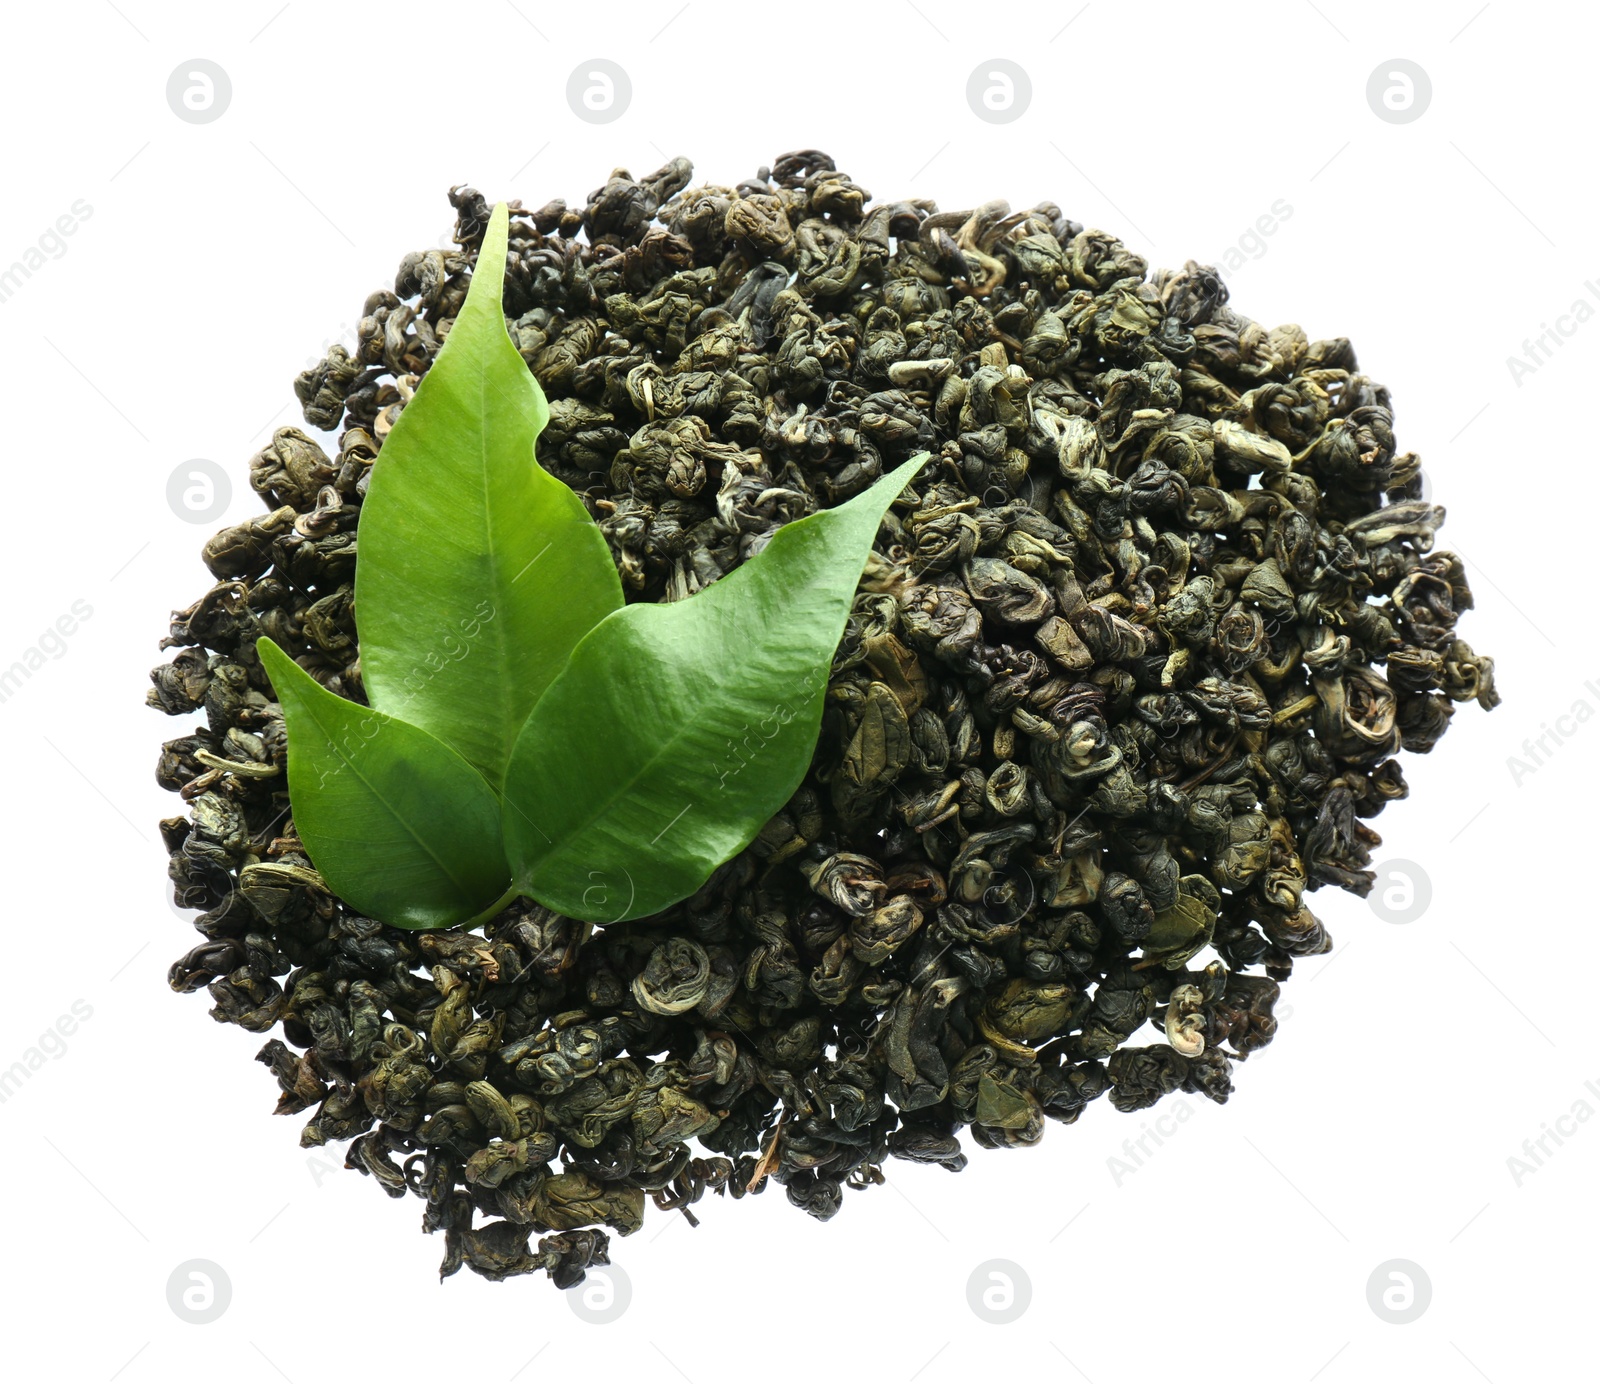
[255,634,287,682]
[465,200,512,319]
[892,450,932,488]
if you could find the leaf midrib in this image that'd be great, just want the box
[475,336,519,782]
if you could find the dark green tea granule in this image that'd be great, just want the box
[152,151,1498,1287]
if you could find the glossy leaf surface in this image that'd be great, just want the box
[502,456,928,922]
[259,637,510,929]
[354,201,622,791]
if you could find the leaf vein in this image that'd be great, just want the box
[302,694,486,904]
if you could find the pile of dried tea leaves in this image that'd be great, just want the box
[153,150,1498,1287]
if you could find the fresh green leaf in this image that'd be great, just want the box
[502,455,929,923]
[258,637,512,930]
[354,200,623,792]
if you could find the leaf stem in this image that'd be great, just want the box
[462,882,522,933]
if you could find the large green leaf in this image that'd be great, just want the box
[502,455,929,923]
[258,637,512,930]
[354,200,622,792]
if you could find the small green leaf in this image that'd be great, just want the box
[503,455,929,923]
[354,201,622,792]
[258,637,511,930]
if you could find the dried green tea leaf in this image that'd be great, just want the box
[355,201,622,791]
[1141,875,1220,970]
[503,455,929,922]
[258,637,510,929]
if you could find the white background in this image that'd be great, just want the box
[0,1,1590,1379]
